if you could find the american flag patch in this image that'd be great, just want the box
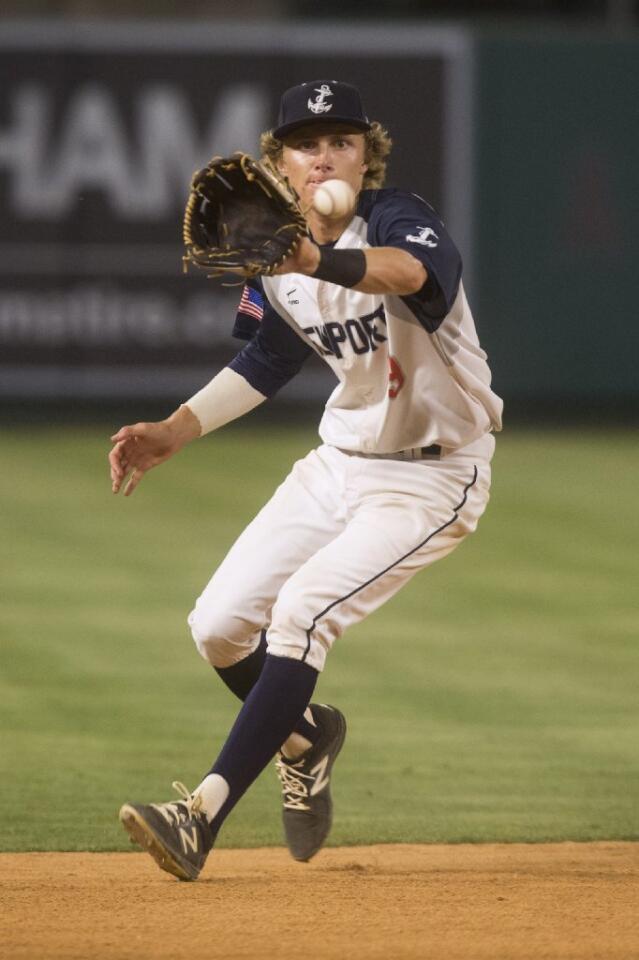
[238,285,264,322]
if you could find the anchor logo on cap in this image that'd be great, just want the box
[307,83,334,115]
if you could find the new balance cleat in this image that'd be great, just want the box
[275,703,347,862]
[119,781,214,881]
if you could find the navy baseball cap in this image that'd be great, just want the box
[273,80,371,139]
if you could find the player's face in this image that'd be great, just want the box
[279,125,368,209]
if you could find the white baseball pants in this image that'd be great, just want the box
[188,434,494,673]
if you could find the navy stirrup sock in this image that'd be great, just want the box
[215,630,268,700]
[215,632,318,745]
[206,654,319,837]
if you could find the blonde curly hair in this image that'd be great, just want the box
[259,121,393,190]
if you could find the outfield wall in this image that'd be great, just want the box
[0,21,636,412]
[474,31,639,410]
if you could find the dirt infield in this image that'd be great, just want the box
[2,843,638,960]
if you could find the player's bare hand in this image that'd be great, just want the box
[274,237,321,276]
[109,422,173,496]
[109,406,201,496]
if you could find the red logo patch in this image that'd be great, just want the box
[388,356,405,398]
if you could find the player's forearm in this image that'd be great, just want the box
[291,239,426,294]
[355,248,427,295]
[184,366,267,436]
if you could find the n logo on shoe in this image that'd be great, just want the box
[179,826,199,854]
[309,755,330,796]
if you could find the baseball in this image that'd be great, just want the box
[312,180,356,219]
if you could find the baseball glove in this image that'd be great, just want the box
[182,152,309,280]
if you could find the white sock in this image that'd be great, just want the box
[281,706,317,761]
[192,773,230,822]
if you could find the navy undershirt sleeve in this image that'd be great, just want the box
[232,278,266,342]
[228,277,312,396]
[229,303,313,398]
[366,190,462,331]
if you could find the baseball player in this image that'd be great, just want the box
[110,80,503,881]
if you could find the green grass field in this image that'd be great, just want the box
[1,423,637,852]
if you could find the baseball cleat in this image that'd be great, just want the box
[275,703,347,862]
[119,781,214,881]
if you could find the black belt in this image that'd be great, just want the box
[339,444,442,461]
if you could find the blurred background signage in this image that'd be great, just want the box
[0,23,471,403]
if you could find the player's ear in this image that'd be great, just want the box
[359,137,368,173]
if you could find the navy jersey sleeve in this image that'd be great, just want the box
[232,277,266,341]
[229,303,313,398]
[367,190,462,331]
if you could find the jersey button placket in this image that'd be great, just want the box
[316,279,331,323]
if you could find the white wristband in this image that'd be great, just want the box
[185,367,266,436]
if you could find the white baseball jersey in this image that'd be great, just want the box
[230,188,502,453]
[191,189,502,672]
